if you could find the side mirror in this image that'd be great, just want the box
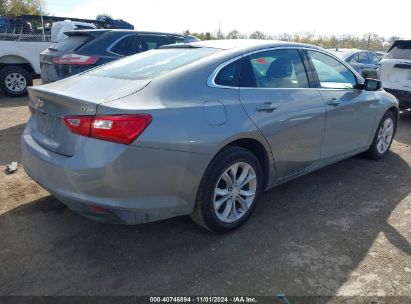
[363,78,382,91]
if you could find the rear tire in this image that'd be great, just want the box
[0,66,32,97]
[191,146,263,233]
[365,111,397,160]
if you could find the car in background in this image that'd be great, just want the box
[374,51,386,61]
[40,30,199,84]
[328,48,380,79]
[379,39,411,109]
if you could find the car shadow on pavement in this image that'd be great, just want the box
[396,110,411,145]
[0,94,29,108]
[0,150,410,296]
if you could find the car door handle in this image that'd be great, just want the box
[256,102,279,112]
[326,98,341,106]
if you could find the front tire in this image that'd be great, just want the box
[0,66,32,97]
[191,146,263,233]
[366,111,397,160]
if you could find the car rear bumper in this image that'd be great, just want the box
[21,124,211,225]
[384,88,411,108]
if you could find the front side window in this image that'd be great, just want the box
[308,50,357,89]
[240,49,309,88]
[89,47,219,80]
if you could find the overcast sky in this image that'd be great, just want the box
[46,0,409,39]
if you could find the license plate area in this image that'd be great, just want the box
[36,113,60,138]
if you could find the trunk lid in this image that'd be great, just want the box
[28,76,150,156]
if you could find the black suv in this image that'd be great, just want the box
[40,30,199,83]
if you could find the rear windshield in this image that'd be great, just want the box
[329,51,354,60]
[89,47,219,80]
[386,41,411,60]
[49,35,91,52]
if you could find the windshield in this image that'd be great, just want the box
[386,40,411,60]
[89,47,220,80]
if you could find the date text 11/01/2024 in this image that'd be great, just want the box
[149,297,258,303]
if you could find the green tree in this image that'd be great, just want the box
[249,31,266,40]
[226,30,241,39]
[204,32,212,40]
[0,0,45,16]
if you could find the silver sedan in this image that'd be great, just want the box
[22,40,399,232]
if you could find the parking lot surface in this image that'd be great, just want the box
[0,89,410,297]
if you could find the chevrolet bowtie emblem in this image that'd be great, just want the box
[35,97,45,110]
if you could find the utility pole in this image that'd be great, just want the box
[40,0,45,41]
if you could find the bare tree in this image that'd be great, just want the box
[249,31,266,40]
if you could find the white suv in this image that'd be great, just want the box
[379,39,411,109]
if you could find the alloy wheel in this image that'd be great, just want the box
[213,162,257,223]
[377,117,394,154]
[5,72,27,93]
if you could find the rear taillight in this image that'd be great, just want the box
[53,54,99,65]
[63,114,152,145]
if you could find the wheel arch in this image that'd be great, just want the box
[0,55,36,75]
[388,106,399,119]
[218,137,274,190]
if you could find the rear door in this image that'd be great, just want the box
[239,48,326,179]
[306,50,378,160]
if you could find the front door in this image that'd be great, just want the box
[239,49,327,178]
[306,50,379,160]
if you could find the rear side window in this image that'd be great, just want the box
[369,53,380,64]
[349,53,359,63]
[170,35,185,44]
[110,34,136,56]
[308,50,357,89]
[386,41,411,60]
[89,47,219,80]
[110,34,170,56]
[138,35,170,51]
[215,60,241,87]
[240,49,309,88]
[358,52,370,64]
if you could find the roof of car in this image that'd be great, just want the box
[184,39,323,52]
[71,29,185,36]
[327,48,364,59]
